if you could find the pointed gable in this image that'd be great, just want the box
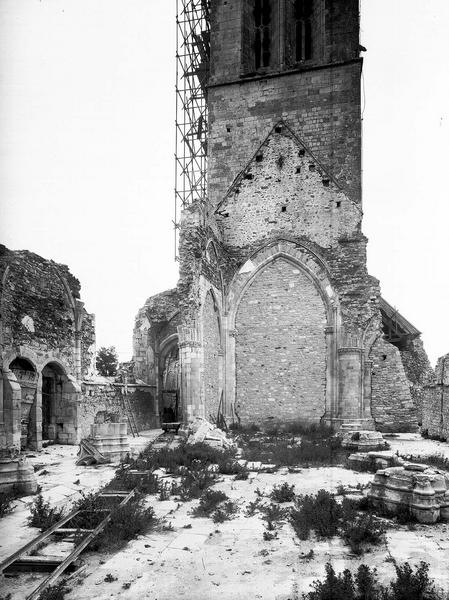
[215,121,361,250]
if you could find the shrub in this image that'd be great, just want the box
[29,494,65,531]
[192,489,229,517]
[136,442,236,474]
[174,465,216,500]
[212,501,238,523]
[0,490,15,519]
[386,562,440,600]
[90,500,157,551]
[37,581,69,600]
[270,482,295,503]
[304,562,444,600]
[290,490,341,540]
[307,563,357,600]
[260,503,286,530]
[242,436,344,468]
[341,513,385,555]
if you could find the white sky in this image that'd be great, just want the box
[0,1,448,366]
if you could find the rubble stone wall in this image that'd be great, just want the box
[78,383,158,440]
[369,336,418,432]
[208,66,362,207]
[0,245,95,378]
[422,354,449,440]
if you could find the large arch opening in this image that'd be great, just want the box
[41,362,67,441]
[158,338,180,423]
[234,256,327,427]
[9,357,37,449]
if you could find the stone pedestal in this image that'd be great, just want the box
[0,453,38,495]
[341,430,388,451]
[88,423,129,462]
[368,464,449,524]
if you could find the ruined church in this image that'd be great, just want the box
[134,0,430,433]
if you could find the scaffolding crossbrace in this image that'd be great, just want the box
[175,0,210,258]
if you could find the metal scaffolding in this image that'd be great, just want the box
[175,0,210,257]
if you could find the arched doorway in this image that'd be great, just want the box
[9,357,37,449]
[234,257,327,426]
[158,339,180,423]
[41,363,66,441]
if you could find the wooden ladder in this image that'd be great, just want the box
[123,393,139,437]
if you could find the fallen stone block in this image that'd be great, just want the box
[0,454,38,495]
[341,430,389,452]
[347,451,403,472]
[368,463,449,524]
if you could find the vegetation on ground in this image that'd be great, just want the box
[290,491,385,554]
[28,494,65,531]
[270,482,296,503]
[37,580,70,600]
[0,490,16,518]
[303,561,444,600]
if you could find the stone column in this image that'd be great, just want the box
[2,370,21,451]
[29,374,42,451]
[338,347,363,420]
[363,359,373,420]
[177,323,202,422]
[323,325,337,424]
[337,348,375,430]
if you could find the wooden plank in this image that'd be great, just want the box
[4,556,80,574]
[25,489,135,600]
[0,509,81,574]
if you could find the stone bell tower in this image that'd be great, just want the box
[135,0,424,433]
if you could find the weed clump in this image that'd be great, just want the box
[37,580,70,600]
[28,494,65,531]
[290,491,385,554]
[90,499,157,551]
[290,490,341,539]
[304,561,443,600]
[270,482,295,503]
[0,490,16,518]
[192,489,238,523]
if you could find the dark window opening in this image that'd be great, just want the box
[254,0,272,69]
[256,153,264,162]
[294,0,313,62]
[281,206,287,212]
[336,201,341,208]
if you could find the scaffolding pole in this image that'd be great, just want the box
[175,0,210,259]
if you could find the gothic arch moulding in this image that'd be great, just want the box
[226,240,339,327]
[224,240,340,426]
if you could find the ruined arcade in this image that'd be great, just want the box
[134,0,430,433]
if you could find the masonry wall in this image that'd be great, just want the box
[202,291,222,421]
[0,245,95,378]
[370,336,418,432]
[78,383,158,440]
[235,257,326,425]
[422,354,449,440]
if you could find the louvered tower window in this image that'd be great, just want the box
[254,0,273,69]
[295,0,313,61]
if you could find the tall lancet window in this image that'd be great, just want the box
[295,0,313,61]
[254,0,273,69]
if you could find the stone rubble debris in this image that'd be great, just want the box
[185,417,236,449]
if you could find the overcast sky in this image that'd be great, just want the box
[0,0,448,366]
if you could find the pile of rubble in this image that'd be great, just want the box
[184,417,236,449]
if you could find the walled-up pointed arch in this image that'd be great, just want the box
[225,240,339,427]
